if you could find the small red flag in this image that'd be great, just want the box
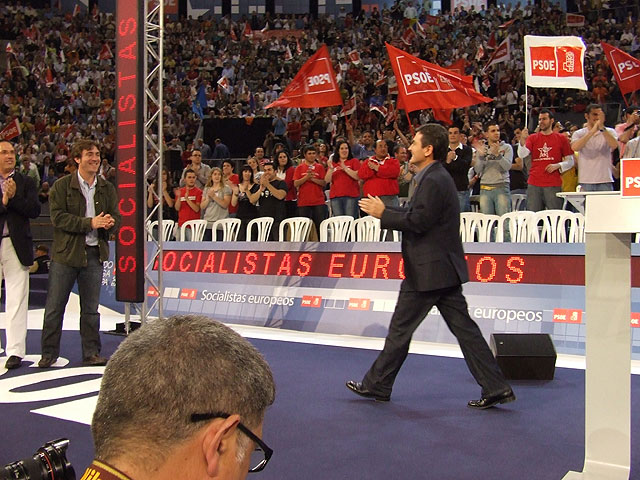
[0,118,21,141]
[602,42,640,95]
[265,45,343,109]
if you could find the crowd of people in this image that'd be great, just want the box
[1,0,639,237]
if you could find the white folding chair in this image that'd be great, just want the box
[319,216,353,242]
[350,216,383,241]
[511,193,527,211]
[246,217,274,242]
[496,211,535,243]
[531,210,577,243]
[211,218,241,241]
[460,213,499,242]
[279,217,313,242]
[571,212,585,243]
[179,219,207,241]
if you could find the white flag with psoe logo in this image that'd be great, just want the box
[524,35,587,90]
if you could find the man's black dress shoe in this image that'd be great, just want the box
[4,355,22,369]
[468,389,516,409]
[38,356,58,368]
[83,355,108,366]
[346,380,390,402]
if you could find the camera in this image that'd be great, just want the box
[0,439,75,480]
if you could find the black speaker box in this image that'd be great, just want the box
[490,333,557,380]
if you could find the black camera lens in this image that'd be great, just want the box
[0,438,75,480]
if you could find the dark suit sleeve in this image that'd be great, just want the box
[1,175,41,220]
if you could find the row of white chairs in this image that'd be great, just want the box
[147,216,401,242]
[460,210,586,243]
[148,213,640,244]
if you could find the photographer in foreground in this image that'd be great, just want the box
[85,315,276,480]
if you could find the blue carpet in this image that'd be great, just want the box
[1,330,638,479]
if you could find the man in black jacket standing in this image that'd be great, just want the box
[346,124,514,409]
[0,141,41,369]
[444,124,473,212]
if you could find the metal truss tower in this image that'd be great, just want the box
[124,0,165,328]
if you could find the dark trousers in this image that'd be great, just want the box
[363,285,510,397]
[41,246,103,359]
[297,204,328,237]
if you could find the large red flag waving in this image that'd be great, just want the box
[265,45,343,109]
[602,42,640,96]
[385,42,492,113]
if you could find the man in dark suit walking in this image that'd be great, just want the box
[0,140,41,369]
[346,124,514,409]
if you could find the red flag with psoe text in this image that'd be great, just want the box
[265,45,343,109]
[386,42,492,113]
[0,118,22,141]
[524,35,587,90]
[602,42,640,96]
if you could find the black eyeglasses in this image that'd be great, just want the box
[190,412,273,473]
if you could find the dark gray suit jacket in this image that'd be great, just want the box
[381,161,468,292]
[0,172,41,266]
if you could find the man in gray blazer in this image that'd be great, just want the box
[346,124,514,409]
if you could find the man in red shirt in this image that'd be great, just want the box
[293,144,327,234]
[358,139,401,207]
[517,109,575,211]
[174,170,202,238]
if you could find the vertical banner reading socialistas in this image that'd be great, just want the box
[115,0,145,302]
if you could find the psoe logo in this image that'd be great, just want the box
[180,288,198,300]
[631,312,640,328]
[348,298,371,311]
[552,308,582,324]
[301,295,322,308]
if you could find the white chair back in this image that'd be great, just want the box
[179,219,207,241]
[531,210,577,243]
[147,219,176,241]
[246,217,274,242]
[319,216,353,242]
[211,218,241,241]
[279,217,313,242]
[496,211,535,242]
[351,216,383,241]
[460,213,499,242]
[572,212,585,243]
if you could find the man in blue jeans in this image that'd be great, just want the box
[474,121,513,215]
[39,139,120,368]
